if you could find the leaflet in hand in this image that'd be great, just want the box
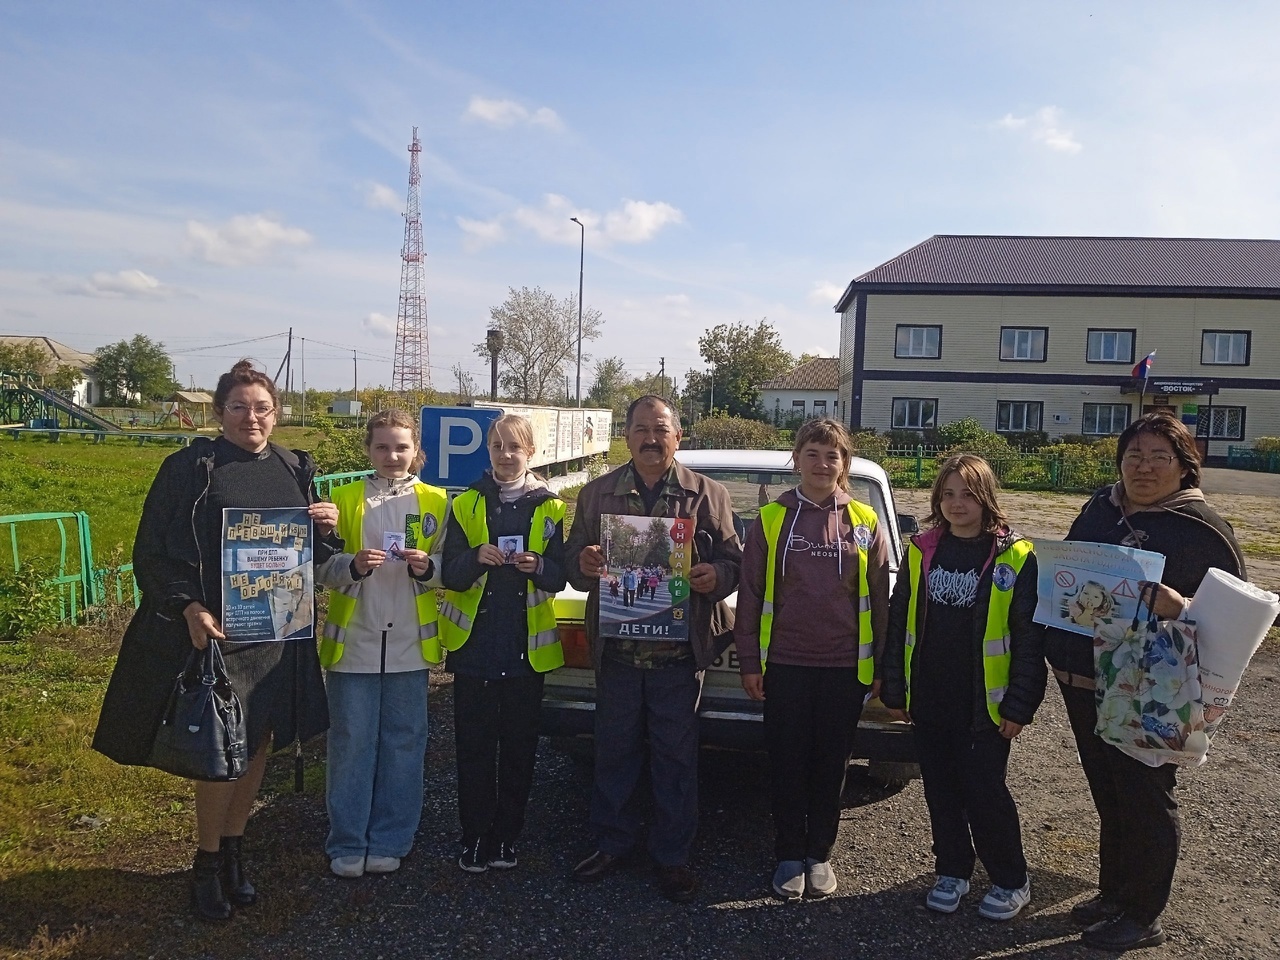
[598,514,692,642]
[221,507,315,641]
[1032,540,1165,637]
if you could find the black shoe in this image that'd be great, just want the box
[459,838,489,874]
[1082,914,1167,951]
[191,848,231,922]
[488,842,518,870]
[219,836,256,907]
[1071,892,1122,926]
[656,864,699,903]
[572,850,620,883]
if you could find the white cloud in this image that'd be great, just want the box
[186,214,312,266]
[363,181,401,212]
[662,294,690,307]
[55,268,179,299]
[457,216,506,252]
[362,312,396,337]
[993,106,1083,154]
[465,95,563,131]
[603,200,685,243]
[807,280,845,306]
[488,194,683,249]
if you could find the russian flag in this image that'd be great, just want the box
[1132,349,1156,379]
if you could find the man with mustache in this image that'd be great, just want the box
[565,395,743,902]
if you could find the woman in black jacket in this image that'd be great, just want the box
[1047,413,1246,952]
[93,361,338,921]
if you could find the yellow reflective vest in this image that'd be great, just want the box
[756,499,878,685]
[903,537,1033,725]
[438,489,566,673]
[320,478,449,667]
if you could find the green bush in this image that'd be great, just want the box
[692,416,781,449]
[308,416,370,474]
[850,431,889,462]
[0,563,63,640]
[936,417,1012,457]
[1253,437,1280,454]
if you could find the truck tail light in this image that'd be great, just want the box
[558,622,591,669]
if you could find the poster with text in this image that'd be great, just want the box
[598,514,693,641]
[1032,540,1166,637]
[221,507,315,641]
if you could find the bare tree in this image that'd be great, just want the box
[450,361,478,400]
[474,286,604,404]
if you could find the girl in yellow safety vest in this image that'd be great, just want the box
[881,453,1046,922]
[440,414,567,874]
[316,409,448,880]
[734,417,891,903]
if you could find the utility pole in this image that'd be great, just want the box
[570,216,585,407]
[353,350,358,397]
[659,357,666,398]
[300,338,306,426]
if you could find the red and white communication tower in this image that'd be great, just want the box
[391,127,431,391]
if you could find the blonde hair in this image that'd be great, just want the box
[791,418,854,490]
[925,453,1009,533]
[488,414,536,456]
[364,408,426,473]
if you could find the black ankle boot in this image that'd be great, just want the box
[219,836,257,906]
[191,848,231,921]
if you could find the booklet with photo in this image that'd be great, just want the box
[598,514,693,642]
[1032,540,1166,637]
[498,535,525,564]
[220,506,315,641]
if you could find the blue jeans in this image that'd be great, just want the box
[325,669,429,860]
[590,657,702,867]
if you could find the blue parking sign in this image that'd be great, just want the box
[419,407,502,488]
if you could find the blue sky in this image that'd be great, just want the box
[2,1,1278,392]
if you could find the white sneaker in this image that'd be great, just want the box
[330,855,365,878]
[926,876,969,913]
[979,879,1032,921]
[364,855,401,874]
[771,860,805,901]
[804,858,837,898]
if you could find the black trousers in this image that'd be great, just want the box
[763,663,866,862]
[913,720,1028,890]
[454,673,546,849]
[1059,682,1180,925]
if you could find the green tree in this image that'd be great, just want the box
[689,320,793,419]
[94,335,177,405]
[473,286,604,404]
[0,341,48,375]
[587,356,630,411]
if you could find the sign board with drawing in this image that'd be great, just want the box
[598,514,692,641]
[1032,540,1166,637]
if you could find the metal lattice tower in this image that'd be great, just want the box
[392,127,431,391]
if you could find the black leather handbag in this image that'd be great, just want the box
[148,642,248,781]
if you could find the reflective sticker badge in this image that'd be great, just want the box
[853,524,872,549]
[543,516,556,542]
[992,562,1018,592]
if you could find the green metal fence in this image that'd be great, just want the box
[1227,445,1280,473]
[876,448,1116,491]
[313,469,374,500]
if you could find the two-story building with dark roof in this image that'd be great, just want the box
[833,235,1280,459]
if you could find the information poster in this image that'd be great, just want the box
[221,507,315,641]
[598,514,692,641]
[1032,540,1166,637]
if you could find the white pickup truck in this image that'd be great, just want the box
[543,449,920,767]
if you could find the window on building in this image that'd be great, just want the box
[1197,406,1244,441]
[894,325,941,359]
[791,399,806,419]
[1086,329,1135,363]
[1201,331,1250,365]
[892,398,937,430]
[812,399,828,417]
[1082,403,1130,435]
[996,401,1043,433]
[999,328,1047,361]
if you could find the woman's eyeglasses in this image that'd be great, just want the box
[1122,452,1176,468]
[225,402,275,417]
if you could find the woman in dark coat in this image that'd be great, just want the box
[1046,413,1246,952]
[93,360,338,921]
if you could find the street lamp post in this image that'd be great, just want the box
[486,327,504,401]
[570,216,584,407]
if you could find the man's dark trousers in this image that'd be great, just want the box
[590,656,701,867]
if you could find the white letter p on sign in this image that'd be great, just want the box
[438,416,483,480]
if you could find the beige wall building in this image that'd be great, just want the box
[834,236,1280,460]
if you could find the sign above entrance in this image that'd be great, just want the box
[1123,379,1218,396]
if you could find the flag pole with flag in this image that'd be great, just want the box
[1132,349,1156,408]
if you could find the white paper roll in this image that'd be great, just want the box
[1187,568,1279,725]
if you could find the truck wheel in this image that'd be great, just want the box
[867,761,920,790]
